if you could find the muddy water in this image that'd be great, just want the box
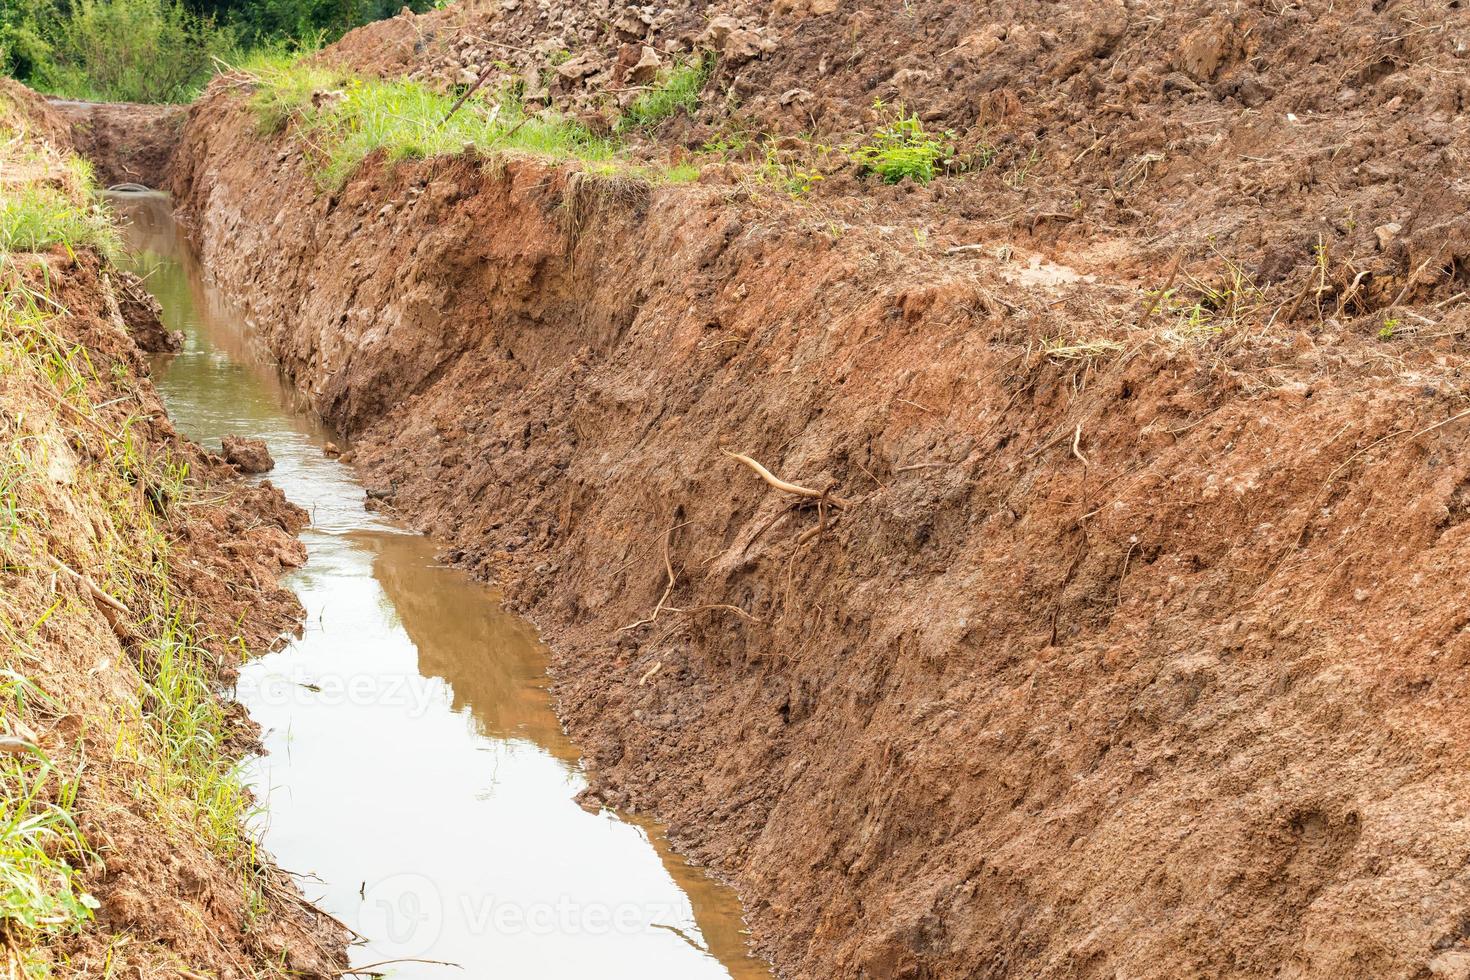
[111,192,771,980]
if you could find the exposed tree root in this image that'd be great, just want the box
[721,450,851,509]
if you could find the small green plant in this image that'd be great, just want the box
[701,131,752,159]
[851,99,954,185]
[617,54,711,132]
[758,145,824,197]
[1379,316,1400,341]
[0,671,98,959]
[0,754,98,942]
[1003,146,1041,189]
[1152,252,1265,345]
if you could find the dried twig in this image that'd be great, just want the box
[1071,423,1089,466]
[442,63,497,123]
[1138,251,1183,329]
[50,556,129,615]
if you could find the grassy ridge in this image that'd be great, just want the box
[0,266,278,974]
[243,57,701,189]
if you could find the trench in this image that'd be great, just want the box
[109,191,772,980]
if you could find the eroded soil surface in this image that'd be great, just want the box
[167,8,1470,973]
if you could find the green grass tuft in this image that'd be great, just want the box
[617,55,710,133]
[0,181,119,258]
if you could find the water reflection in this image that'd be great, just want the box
[110,191,770,980]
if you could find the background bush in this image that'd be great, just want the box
[0,0,436,103]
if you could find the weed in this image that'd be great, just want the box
[1003,146,1042,189]
[701,131,752,159]
[618,55,711,132]
[1154,252,1265,345]
[851,99,954,185]
[0,754,98,943]
[129,600,256,859]
[0,668,97,959]
[1379,316,1400,341]
[757,144,825,198]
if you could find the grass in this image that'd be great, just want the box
[0,133,119,257]
[243,58,712,189]
[245,62,658,189]
[0,673,97,960]
[617,55,710,132]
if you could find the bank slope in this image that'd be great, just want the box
[0,81,346,978]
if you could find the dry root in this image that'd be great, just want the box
[721,450,851,509]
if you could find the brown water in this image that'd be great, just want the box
[111,192,771,979]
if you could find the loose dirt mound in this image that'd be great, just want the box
[171,49,1470,978]
[330,0,1470,317]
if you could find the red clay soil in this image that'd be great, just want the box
[331,0,1470,309]
[2,87,345,978]
[158,3,1470,977]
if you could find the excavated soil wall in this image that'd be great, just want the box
[167,84,1470,979]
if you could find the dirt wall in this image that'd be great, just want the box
[169,83,1470,980]
[47,99,186,189]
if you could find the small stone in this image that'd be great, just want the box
[221,436,274,474]
[629,45,662,84]
[1374,221,1402,251]
[556,53,600,81]
[698,15,740,47]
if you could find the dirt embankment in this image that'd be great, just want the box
[46,99,187,188]
[1,87,345,978]
[168,60,1470,980]
[335,0,1470,312]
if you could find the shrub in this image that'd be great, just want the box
[15,0,235,103]
[851,100,954,185]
